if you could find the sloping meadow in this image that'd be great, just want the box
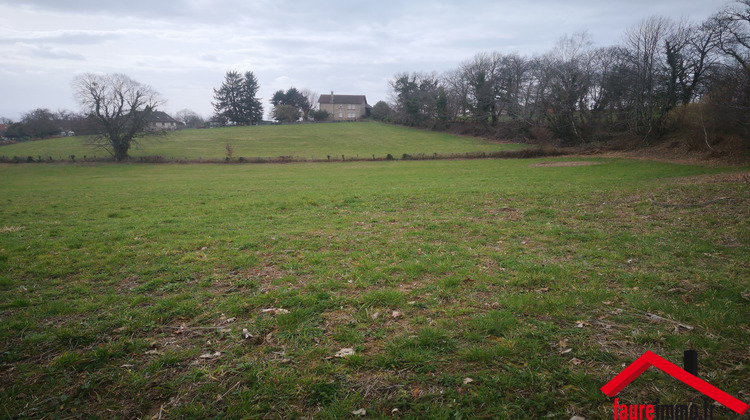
[0,159,747,418]
[0,122,527,162]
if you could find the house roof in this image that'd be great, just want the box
[318,94,369,105]
[144,111,179,124]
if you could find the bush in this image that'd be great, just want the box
[371,101,393,122]
[309,109,329,121]
[663,104,715,151]
[528,126,555,145]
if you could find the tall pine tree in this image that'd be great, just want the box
[212,71,263,125]
[241,71,263,124]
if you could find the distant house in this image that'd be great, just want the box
[318,92,371,121]
[145,111,181,131]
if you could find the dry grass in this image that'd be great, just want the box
[529,161,604,168]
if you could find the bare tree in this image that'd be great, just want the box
[543,33,596,143]
[660,20,721,114]
[621,16,674,139]
[585,46,628,131]
[442,68,471,121]
[175,109,205,129]
[21,108,60,139]
[713,0,750,71]
[389,72,442,126]
[701,1,750,144]
[496,54,533,126]
[73,73,164,161]
[300,89,319,121]
[460,52,505,126]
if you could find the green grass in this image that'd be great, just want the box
[0,122,526,160]
[0,158,748,418]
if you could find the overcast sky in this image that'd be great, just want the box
[0,0,730,120]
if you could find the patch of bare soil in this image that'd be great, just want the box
[589,137,750,166]
[670,171,750,185]
[529,161,603,167]
[595,150,745,166]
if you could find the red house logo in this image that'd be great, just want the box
[601,351,748,415]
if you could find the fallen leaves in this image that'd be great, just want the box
[557,338,573,354]
[559,339,572,354]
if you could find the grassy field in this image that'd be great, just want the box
[0,122,526,161]
[1,158,748,418]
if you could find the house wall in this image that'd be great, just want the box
[149,122,178,131]
[319,102,366,121]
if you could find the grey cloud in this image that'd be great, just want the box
[20,44,86,60]
[200,54,219,62]
[0,30,121,45]
[0,0,187,19]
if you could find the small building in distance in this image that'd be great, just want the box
[318,92,371,121]
[145,111,181,131]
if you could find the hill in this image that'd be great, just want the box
[0,122,527,161]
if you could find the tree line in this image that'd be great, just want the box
[211,71,323,124]
[0,109,99,141]
[375,1,750,150]
[4,1,749,160]
[0,70,311,141]
[0,69,326,160]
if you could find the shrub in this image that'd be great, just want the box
[309,109,329,121]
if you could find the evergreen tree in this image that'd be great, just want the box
[270,87,309,121]
[242,71,264,124]
[213,71,263,125]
